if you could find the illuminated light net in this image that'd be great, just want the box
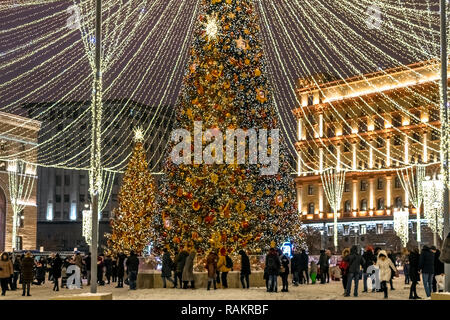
[396,165,426,243]
[0,0,447,197]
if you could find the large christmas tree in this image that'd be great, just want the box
[106,128,157,255]
[154,0,303,254]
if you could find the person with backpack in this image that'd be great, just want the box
[265,247,280,292]
[238,249,251,289]
[339,248,350,295]
[217,247,232,289]
[161,248,175,288]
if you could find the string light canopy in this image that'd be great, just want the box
[0,0,445,182]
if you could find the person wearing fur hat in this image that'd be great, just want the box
[0,252,13,296]
[375,250,397,298]
[217,247,231,289]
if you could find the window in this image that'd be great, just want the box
[15,236,23,251]
[392,115,402,127]
[328,225,334,235]
[70,202,77,221]
[395,196,402,209]
[308,148,314,157]
[412,132,420,143]
[55,175,62,186]
[327,127,335,138]
[55,194,61,203]
[64,194,70,203]
[344,182,350,193]
[308,203,315,215]
[377,178,383,190]
[343,225,350,236]
[377,198,385,210]
[360,199,368,211]
[79,194,85,203]
[394,135,402,146]
[376,137,384,148]
[18,210,24,228]
[375,116,384,130]
[358,120,367,133]
[102,211,109,220]
[344,200,351,213]
[308,185,314,195]
[80,175,86,186]
[430,110,440,122]
[411,111,420,125]
[394,176,402,189]
[376,224,384,234]
[359,140,367,151]
[343,142,351,153]
[308,95,314,106]
[64,175,70,186]
[360,224,367,235]
[431,130,440,141]
[343,125,352,136]
[360,180,367,191]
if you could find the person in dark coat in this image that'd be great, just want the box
[280,253,290,292]
[419,245,435,298]
[34,258,45,285]
[83,252,91,285]
[408,246,421,299]
[344,245,365,297]
[12,256,21,291]
[116,253,126,288]
[52,254,63,291]
[265,247,280,293]
[362,246,375,292]
[126,251,140,290]
[205,249,218,291]
[21,252,34,296]
[291,249,301,286]
[238,249,251,289]
[431,246,444,293]
[387,251,397,290]
[161,248,175,288]
[318,250,329,284]
[299,249,309,284]
[174,248,189,289]
[104,255,113,284]
[111,255,118,283]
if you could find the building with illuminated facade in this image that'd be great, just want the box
[0,112,40,252]
[293,60,443,253]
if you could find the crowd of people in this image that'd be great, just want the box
[0,250,140,297]
[0,234,448,299]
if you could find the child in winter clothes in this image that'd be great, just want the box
[375,250,398,298]
[310,261,318,284]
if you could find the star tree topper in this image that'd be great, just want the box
[133,126,145,142]
[203,13,220,41]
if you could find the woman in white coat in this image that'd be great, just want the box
[375,250,397,298]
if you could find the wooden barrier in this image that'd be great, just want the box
[431,292,450,300]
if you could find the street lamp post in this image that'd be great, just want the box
[440,0,450,293]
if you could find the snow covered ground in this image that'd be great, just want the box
[0,277,422,300]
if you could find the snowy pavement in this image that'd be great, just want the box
[0,277,422,300]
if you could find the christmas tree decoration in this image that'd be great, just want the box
[154,0,304,254]
[106,129,157,254]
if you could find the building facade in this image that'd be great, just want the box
[22,100,173,252]
[0,112,40,252]
[293,61,443,254]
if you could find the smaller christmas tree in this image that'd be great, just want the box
[106,127,157,255]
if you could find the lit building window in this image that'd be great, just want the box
[377,178,384,190]
[46,202,53,221]
[328,225,334,235]
[377,198,385,210]
[376,224,384,234]
[70,202,77,221]
[360,199,368,211]
[308,185,314,195]
[308,203,315,215]
[343,225,350,235]
[360,224,367,235]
